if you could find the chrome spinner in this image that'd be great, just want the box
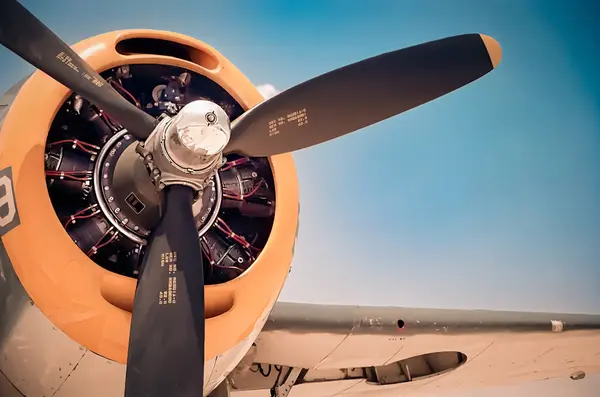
[137,100,231,191]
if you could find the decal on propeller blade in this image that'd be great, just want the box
[0,166,20,236]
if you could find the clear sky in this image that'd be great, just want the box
[0,0,599,396]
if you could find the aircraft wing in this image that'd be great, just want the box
[228,302,600,397]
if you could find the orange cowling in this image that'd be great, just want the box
[0,30,299,364]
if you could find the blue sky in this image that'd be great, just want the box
[1,0,599,395]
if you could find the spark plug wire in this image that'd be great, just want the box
[45,170,93,182]
[220,157,249,171]
[223,179,265,201]
[47,139,99,155]
[214,218,261,258]
[64,203,100,228]
[109,79,141,108]
[87,226,118,256]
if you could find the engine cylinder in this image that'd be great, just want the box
[45,145,94,199]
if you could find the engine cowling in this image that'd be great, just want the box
[0,29,299,391]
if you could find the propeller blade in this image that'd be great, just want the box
[0,0,157,140]
[125,185,205,397]
[226,33,502,156]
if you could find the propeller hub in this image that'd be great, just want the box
[140,100,231,191]
[166,100,231,166]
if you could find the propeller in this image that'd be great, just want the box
[0,0,157,140]
[124,185,205,396]
[226,33,501,157]
[0,1,207,396]
[0,1,503,396]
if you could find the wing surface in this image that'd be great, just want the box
[228,302,600,397]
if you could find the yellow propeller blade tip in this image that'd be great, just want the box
[480,34,502,68]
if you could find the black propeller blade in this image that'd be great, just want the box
[125,185,206,397]
[0,0,157,140]
[226,33,502,157]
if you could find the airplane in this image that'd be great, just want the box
[0,0,599,396]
